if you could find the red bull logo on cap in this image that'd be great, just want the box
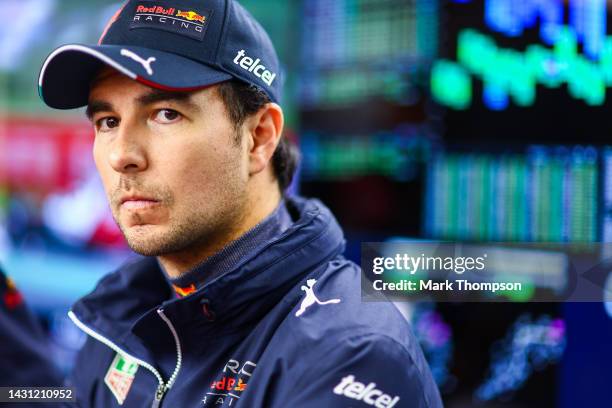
[136,5,176,15]
[131,2,211,41]
[176,10,206,23]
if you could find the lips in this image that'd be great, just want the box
[119,194,160,210]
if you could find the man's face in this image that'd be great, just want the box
[88,68,249,256]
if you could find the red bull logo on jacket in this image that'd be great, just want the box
[202,358,257,406]
[172,283,197,297]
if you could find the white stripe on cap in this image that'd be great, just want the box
[38,44,137,87]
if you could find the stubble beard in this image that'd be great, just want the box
[111,170,248,258]
[119,203,245,257]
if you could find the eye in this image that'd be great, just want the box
[96,117,120,132]
[153,109,182,124]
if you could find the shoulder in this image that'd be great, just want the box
[271,257,437,382]
[285,258,416,351]
[267,259,443,407]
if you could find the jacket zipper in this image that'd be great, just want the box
[68,309,183,408]
[154,308,183,407]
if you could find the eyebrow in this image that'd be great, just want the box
[86,89,200,120]
[85,100,113,121]
[136,89,197,108]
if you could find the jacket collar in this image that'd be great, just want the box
[71,197,346,354]
[167,198,293,296]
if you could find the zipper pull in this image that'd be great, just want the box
[151,383,166,408]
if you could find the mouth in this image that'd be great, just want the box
[119,195,160,211]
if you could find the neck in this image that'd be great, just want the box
[158,186,282,279]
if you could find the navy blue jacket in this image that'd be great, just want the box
[68,197,443,407]
[0,268,63,388]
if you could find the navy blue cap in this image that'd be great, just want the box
[39,0,282,109]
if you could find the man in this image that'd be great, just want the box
[38,0,443,406]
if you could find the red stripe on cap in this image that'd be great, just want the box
[136,76,224,93]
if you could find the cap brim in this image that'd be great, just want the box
[39,44,233,110]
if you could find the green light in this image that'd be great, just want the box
[431,60,472,110]
[435,27,612,109]
[501,282,535,303]
[300,133,432,181]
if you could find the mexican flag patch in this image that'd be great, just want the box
[104,353,139,405]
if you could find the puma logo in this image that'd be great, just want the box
[120,49,156,75]
[295,279,341,317]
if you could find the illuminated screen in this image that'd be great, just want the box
[298,1,441,235]
[299,0,439,107]
[425,145,599,242]
[431,0,612,143]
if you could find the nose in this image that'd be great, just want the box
[108,121,148,173]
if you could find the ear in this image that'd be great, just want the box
[244,103,284,176]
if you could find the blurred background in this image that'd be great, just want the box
[1,0,612,407]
